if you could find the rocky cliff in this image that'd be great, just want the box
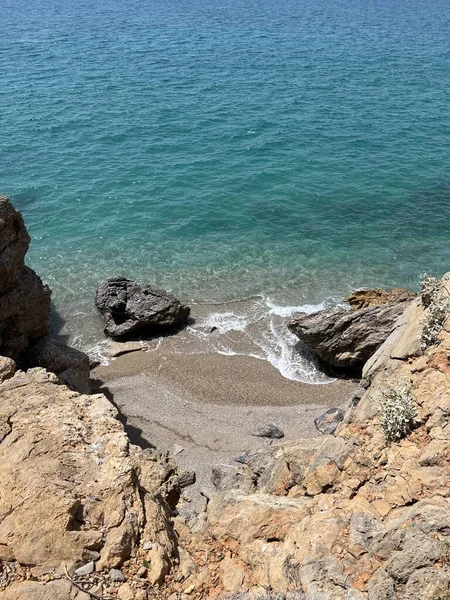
[0,196,51,362]
[1,195,450,599]
[168,277,450,599]
[0,366,189,600]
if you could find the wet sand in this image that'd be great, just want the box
[92,342,358,498]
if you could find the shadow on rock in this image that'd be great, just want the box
[90,379,156,451]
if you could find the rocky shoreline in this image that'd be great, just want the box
[1,195,450,599]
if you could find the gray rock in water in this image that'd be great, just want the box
[27,336,91,394]
[95,276,191,338]
[314,407,345,435]
[289,300,411,370]
[251,423,284,439]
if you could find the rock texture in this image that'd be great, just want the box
[0,367,186,599]
[168,274,450,599]
[27,336,91,394]
[0,196,30,294]
[95,276,191,338]
[346,288,416,311]
[0,196,51,362]
[289,297,412,370]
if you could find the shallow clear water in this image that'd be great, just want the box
[2,0,450,377]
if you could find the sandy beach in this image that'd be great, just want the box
[92,337,359,501]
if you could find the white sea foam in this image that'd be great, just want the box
[87,340,111,366]
[187,299,335,384]
[199,311,249,334]
[265,298,325,318]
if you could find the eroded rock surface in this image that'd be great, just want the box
[346,287,416,310]
[0,367,182,599]
[289,298,412,370]
[95,276,191,338]
[168,275,450,599]
[0,196,30,294]
[27,336,91,394]
[0,196,51,362]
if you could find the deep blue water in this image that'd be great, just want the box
[2,0,450,348]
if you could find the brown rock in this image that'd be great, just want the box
[0,580,89,599]
[0,197,51,362]
[0,356,16,383]
[0,367,178,574]
[346,287,415,310]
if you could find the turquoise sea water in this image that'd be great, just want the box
[2,0,450,370]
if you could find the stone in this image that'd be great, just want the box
[173,444,184,455]
[27,336,91,394]
[211,464,250,492]
[177,470,196,488]
[251,422,284,439]
[117,583,134,600]
[136,566,147,578]
[0,579,90,599]
[0,266,51,361]
[289,300,410,370]
[0,197,51,362]
[108,568,125,581]
[384,531,443,583]
[220,557,246,592]
[104,340,148,358]
[0,195,30,294]
[95,276,190,338]
[346,288,415,310]
[0,367,178,575]
[314,407,345,435]
[0,356,16,383]
[146,544,170,586]
[74,561,95,576]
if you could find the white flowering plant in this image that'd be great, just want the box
[379,381,416,442]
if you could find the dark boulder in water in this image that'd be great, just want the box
[289,297,413,371]
[95,276,191,338]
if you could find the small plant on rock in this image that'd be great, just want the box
[379,380,416,442]
[421,294,450,350]
[420,274,441,308]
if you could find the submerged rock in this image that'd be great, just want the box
[289,300,411,370]
[95,276,191,338]
[345,287,416,310]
